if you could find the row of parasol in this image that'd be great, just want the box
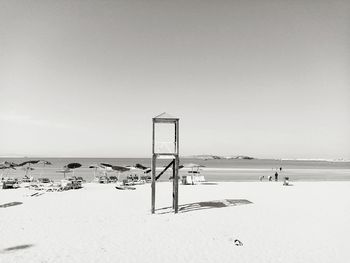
[1,160,205,179]
[0,160,153,179]
[0,160,52,177]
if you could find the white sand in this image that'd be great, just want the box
[1,181,350,263]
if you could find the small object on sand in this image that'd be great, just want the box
[283,177,290,186]
[234,239,243,246]
[115,186,136,190]
[30,192,44,197]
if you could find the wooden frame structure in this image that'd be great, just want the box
[151,112,179,214]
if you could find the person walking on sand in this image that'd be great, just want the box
[275,171,279,181]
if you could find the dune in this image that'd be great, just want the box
[1,181,349,263]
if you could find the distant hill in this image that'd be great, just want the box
[184,155,255,160]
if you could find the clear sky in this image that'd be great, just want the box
[0,0,349,159]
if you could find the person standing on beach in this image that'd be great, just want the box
[275,171,278,181]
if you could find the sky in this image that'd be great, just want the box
[0,0,349,159]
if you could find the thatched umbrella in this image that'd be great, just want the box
[100,163,113,168]
[132,163,151,174]
[67,163,81,169]
[3,161,19,168]
[17,160,40,178]
[111,165,130,181]
[18,160,40,166]
[65,163,82,177]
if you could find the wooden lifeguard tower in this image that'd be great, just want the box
[151,112,180,214]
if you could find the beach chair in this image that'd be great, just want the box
[98,176,109,184]
[181,175,193,185]
[198,175,206,182]
[2,178,18,189]
[60,179,73,190]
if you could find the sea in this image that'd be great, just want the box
[1,157,350,182]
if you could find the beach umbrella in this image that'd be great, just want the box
[0,162,16,169]
[17,160,40,178]
[66,163,82,177]
[112,165,130,181]
[17,160,40,166]
[133,163,151,174]
[135,163,148,170]
[100,163,113,171]
[67,163,82,169]
[111,165,130,172]
[99,163,116,176]
[100,163,113,168]
[3,161,19,168]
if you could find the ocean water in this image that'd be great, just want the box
[1,157,350,182]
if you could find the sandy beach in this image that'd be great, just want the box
[1,0,349,262]
[1,181,349,263]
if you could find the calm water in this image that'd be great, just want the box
[1,157,350,182]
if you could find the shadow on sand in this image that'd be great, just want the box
[0,202,23,208]
[156,199,253,214]
[198,182,218,185]
[1,244,34,253]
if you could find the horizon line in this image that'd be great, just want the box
[0,155,349,162]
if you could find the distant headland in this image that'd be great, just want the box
[184,155,255,160]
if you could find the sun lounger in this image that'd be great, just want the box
[2,178,19,189]
[197,175,206,182]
